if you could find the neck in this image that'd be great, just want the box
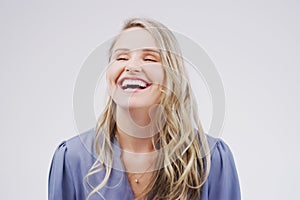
[115,126,158,174]
[115,106,159,153]
[116,127,156,153]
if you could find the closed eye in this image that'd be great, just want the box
[143,52,160,62]
[144,58,157,62]
[116,57,128,61]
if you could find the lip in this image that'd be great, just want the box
[117,77,152,91]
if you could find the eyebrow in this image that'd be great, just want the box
[113,48,161,54]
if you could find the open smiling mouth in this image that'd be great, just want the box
[119,78,151,91]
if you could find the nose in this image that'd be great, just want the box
[125,58,142,72]
[125,65,141,72]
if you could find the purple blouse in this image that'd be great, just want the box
[48,128,241,200]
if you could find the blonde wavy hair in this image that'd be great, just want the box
[85,18,211,200]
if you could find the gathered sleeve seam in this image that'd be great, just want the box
[63,141,77,199]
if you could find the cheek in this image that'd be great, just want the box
[106,62,124,90]
[144,64,165,86]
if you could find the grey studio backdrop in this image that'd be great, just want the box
[1,1,299,199]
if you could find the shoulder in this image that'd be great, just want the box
[203,134,241,199]
[206,134,234,161]
[49,128,96,200]
[66,127,96,153]
[205,134,238,174]
[52,128,96,165]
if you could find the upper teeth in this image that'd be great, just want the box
[122,79,147,88]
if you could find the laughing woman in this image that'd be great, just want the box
[48,18,241,200]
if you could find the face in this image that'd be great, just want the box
[106,27,165,109]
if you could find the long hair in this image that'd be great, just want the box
[85,18,211,200]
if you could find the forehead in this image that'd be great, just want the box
[112,27,159,52]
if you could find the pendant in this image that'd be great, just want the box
[135,179,139,184]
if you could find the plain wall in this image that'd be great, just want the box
[1,0,299,199]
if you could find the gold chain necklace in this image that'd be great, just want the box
[115,133,156,184]
[127,161,155,184]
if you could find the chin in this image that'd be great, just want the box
[117,101,156,110]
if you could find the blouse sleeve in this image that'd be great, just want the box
[207,139,241,200]
[48,141,76,200]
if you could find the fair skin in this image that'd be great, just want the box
[106,27,165,198]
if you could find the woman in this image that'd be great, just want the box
[48,18,241,200]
